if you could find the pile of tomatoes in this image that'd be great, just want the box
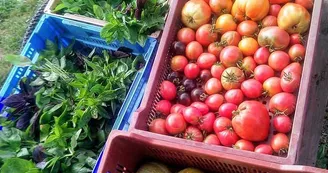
[149,0,312,156]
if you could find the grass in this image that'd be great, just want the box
[0,0,39,87]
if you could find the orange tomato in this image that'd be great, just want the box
[238,37,259,56]
[215,14,237,34]
[209,0,233,15]
[231,0,270,22]
[181,0,212,29]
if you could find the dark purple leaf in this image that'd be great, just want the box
[16,112,32,130]
[29,111,40,140]
[32,146,46,163]
[2,94,27,108]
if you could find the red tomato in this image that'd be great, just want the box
[221,67,245,90]
[254,65,275,83]
[238,38,259,56]
[288,44,306,62]
[280,71,301,93]
[295,0,314,10]
[208,43,224,59]
[197,53,217,69]
[202,0,210,3]
[196,24,219,46]
[290,33,304,45]
[281,62,303,77]
[211,63,225,79]
[241,79,263,99]
[271,133,289,154]
[263,77,282,97]
[220,31,241,47]
[191,88,208,102]
[269,4,281,17]
[254,47,270,65]
[149,118,169,135]
[273,115,292,133]
[198,112,216,133]
[209,0,233,15]
[237,20,259,37]
[184,63,200,79]
[232,101,270,141]
[258,26,290,51]
[199,69,212,83]
[191,102,209,115]
[156,100,172,116]
[268,51,290,71]
[205,78,222,95]
[224,89,244,105]
[186,41,203,60]
[203,134,221,145]
[269,92,296,116]
[171,55,188,72]
[160,81,177,100]
[261,15,278,27]
[269,0,290,4]
[171,104,186,114]
[233,139,255,151]
[205,94,224,111]
[181,0,212,29]
[237,56,256,76]
[177,27,196,44]
[220,46,243,67]
[215,14,237,34]
[218,103,238,119]
[165,113,187,135]
[184,126,204,142]
[214,117,239,147]
[255,144,273,155]
[183,106,202,125]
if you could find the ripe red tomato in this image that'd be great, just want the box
[237,20,258,37]
[241,79,263,99]
[221,67,245,90]
[288,44,306,62]
[261,15,278,27]
[268,51,290,72]
[271,133,289,154]
[258,26,290,51]
[165,113,187,135]
[184,63,200,79]
[295,0,314,10]
[205,78,222,95]
[177,27,196,44]
[183,106,202,125]
[196,24,219,46]
[269,92,296,116]
[149,118,169,135]
[220,31,241,47]
[263,77,282,97]
[254,47,270,65]
[215,14,237,34]
[238,56,256,76]
[190,102,209,115]
[205,94,224,111]
[254,65,275,83]
[198,112,216,133]
[290,34,304,45]
[211,63,225,79]
[233,139,255,151]
[199,69,212,83]
[160,81,177,100]
[209,0,233,15]
[238,37,259,56]
[184,126,204,142]
[255,144,273,155]
[281,62,303,77]
[269,4,281,17]
[170,104,186,114]
[181,0,211,29]
[203,134,221,145]
[220,46,243,67]
[273,115,292,133]
[218,103,238,119]
[197,53,217,69]
[214,117,239,147]
[208,43,224,59]
[156,100,172,116]
[281,71,301,93]
[224,89,244,105]
[232,101,270,141]
[186,41,203,60]
[171,55,188,72]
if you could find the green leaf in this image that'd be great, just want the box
[93,5,104,20]
[30,77,45,86]
[48,103,63,115]
[60,56,66,69]
[98,90,116,101]
[40,124,51,142]
[71,129,82,149]
[90,84,103,94]
[16,148,30,158]
[0,150,16,159]
[44,72,59,82]
[1,158,40,173]
[4,54,32,67]
[39,112,52,124]
[53,3,67,12]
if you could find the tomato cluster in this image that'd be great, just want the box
[149,0,312,156]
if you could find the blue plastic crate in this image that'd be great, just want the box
[0,14,158,171]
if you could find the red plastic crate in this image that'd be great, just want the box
[129,0,323,165]
[97,130,328,173]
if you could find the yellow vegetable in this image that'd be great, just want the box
[136,162,171,173]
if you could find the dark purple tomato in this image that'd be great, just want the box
[167,71,183,86]
[178,93,192,106]
[172,41,186,55]
[182,79,197,92]
[199,69,212,83]
[191,88,208,102]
